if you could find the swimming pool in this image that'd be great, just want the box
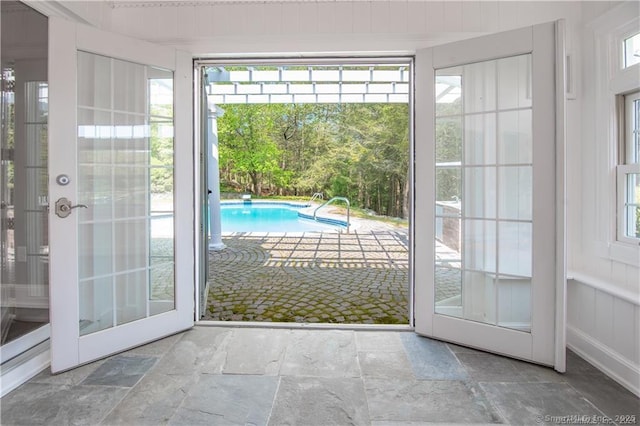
[221,201,346,233]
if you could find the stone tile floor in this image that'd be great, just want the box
[1,327,638,425]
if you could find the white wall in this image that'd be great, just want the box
[568,1,640,397]
[54,0,638,394]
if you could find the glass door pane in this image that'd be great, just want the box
[1,1,49,356]
[77,51,175,336]
[434,54,533,332]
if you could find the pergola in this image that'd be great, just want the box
[205,64,410,104]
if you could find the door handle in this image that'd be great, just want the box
[55,197,88,218]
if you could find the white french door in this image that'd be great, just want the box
[48,18,194,372]
[414,22,566,370]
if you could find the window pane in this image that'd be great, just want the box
[435,73,461,116]
[624,33,640,69]
[499,222,532,277]
[497,55,532,110]
[627,95,640,164]
[78,108,112,164]
[435,117,462,163]
[1,2,51,346]
[463,61,497,114]
[625,173,640,239]
[435,55,533,333]
[435,266,462,317]
[464,219,496,274]
[77,52,176,335]
[78,52,111,109]
[498,110,532,165]
[79,277,114,336]
[465,113,496,165]
[499,166,532,221]
[465,167,496,219]
[113,58,146,113]
[116,271,147,326]
[79,223,112,279]
[436,167,461,205]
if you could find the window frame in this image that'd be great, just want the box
[616,91,640,245]
[591,4,640,266]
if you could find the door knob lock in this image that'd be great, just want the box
[55,197,88,218]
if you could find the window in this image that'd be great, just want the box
[618,90,640,244]
[592,5,639,265]
[623,32,640,68]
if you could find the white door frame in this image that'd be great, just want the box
[48,17,194,372]
[414,21,566,371]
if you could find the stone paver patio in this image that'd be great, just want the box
[205,231,411,324]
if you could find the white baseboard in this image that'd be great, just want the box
[567,324,640,397]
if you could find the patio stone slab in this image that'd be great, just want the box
[154,327,231,375]
[400,333,469,380]
[357,350,414,379]
[354,331,405,352]
[29,359,106,387]
[0,383,128,425]
[364,378,502,424]
[280,329,360,378]
[480,382,608,426]
[455,352,565,383]
[102,372,197,425]
[269,376,370,426]
[562,370,640,420]
[168,374,278,426]
[221,328,291,375]
[81,355,156,387]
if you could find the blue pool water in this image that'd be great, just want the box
[221,202,344,233]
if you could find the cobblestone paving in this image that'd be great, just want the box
[147,228,462,324]
[205,231,411,324]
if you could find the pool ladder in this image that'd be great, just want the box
[313,196,350,233]
[307,192,324,205]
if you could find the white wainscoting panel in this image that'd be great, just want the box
[567,276,640,397]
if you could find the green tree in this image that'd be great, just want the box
[334,104,409,217]
[218,104,283,195]
[217,102,411,219]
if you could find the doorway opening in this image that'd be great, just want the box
[197,59,413,325]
